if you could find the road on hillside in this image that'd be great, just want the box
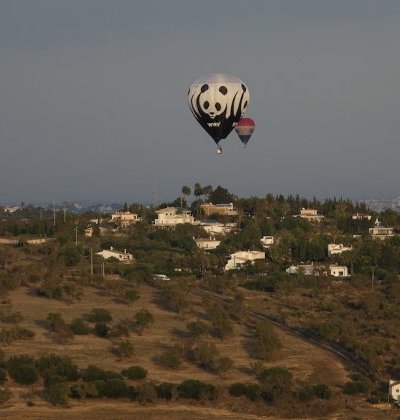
[193,288,372,380]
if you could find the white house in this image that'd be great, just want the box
[352,213,372,221]
[390,380,400,403]
[369,219,394,240]
[295,208,324,223]
[260,236,274,248]
[153,207,199,228]
[201,221,236,236]
[111,211,142,227]
[286,263,316,276]
[84,226,93,237]
[195,237,221,250]
[329,264,349,277]
[96,247,134,263]
[286,263,349,277]
[200,202,237,216]
[225,250,265,271]
[328,243,352,256]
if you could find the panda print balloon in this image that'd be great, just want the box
[188,74,250,153]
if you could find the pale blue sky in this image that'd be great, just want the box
[1,1,400,203]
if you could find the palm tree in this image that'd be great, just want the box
[181,185,191,208]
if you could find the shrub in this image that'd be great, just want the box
[0,368,7,385]
[246,384,261,401]
[70,318,90,335]
[0,388,11,404]
[297,385,314,402]
[157,346,182,370]
[70,382,99,399]
[94,322,109,338]
[36,354,79,383]
[257,366,293,401]
[313,384,331,400]
[134,309,154,335]
[110,321,130,338]
[9,364,38,385]
[186,321,209,338]
[214,356,234,377]
[177,379,215,400]
[95,378,130,398]
[343,380,371,395]
[157,382,178,400]
[121,366,148,380]
[113,339,134,359]
[229,383,248,397]
[44,382,69,405]
[136,382,157,403]
[82,365,121,382]
[254,320,281,360]
[87,308,113,323]
[46,312,67,332]
[7,355,39,385]
[191,341,218,370]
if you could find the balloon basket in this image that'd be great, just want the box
[216,147,223,155]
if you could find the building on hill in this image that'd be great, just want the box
[225,250,265,271]
[111,211,141,228]
[153,207,198,228]
[390,380,400,404]
[200,221,236,236]
[286,263,349,277]
[84,226,93,237]
[369,219,394,240]
[200,202,237,217]
[352,212,372,221]
[295,208,324,222]
[195,237,221,250]
[260,236,274,248]
[96,247,134,263]
[328,243,352,256]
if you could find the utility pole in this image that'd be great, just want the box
[371,266,375,289]
[53,201,56,228]
[90,248,93,275]
[75,225,78,247]
[63,207,66,223]
[102,259,105,278]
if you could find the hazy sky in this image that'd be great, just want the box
[1,1,400,204]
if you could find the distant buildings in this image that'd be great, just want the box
[200,203,237,217]
[286,263,349,277]
[260,236,274,248]
[327,243,352,256]
[390,380,400,404]
[352,213,372,221]
[96,247,134,263]
[200,221,236,236]
[153,207,198,228]
[295,208,324,223]
[195,237,221,250]
[84,226,94,237]
[369,219,394,240]
[111,211,141,228]
[225,250,265,271]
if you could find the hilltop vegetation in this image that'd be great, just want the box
[0,187,399,417]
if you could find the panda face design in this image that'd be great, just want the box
[198,84,229,120]
[188,74,250,144]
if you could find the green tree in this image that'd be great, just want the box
[134,309,154,335]
[254,320,282,360]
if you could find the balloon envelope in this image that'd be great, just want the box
[188,73,250,146]
[235,117,255,146]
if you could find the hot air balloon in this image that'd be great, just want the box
[188,73,250,154]
[235,117,255,147]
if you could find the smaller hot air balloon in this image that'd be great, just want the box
[235,117,255,147]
